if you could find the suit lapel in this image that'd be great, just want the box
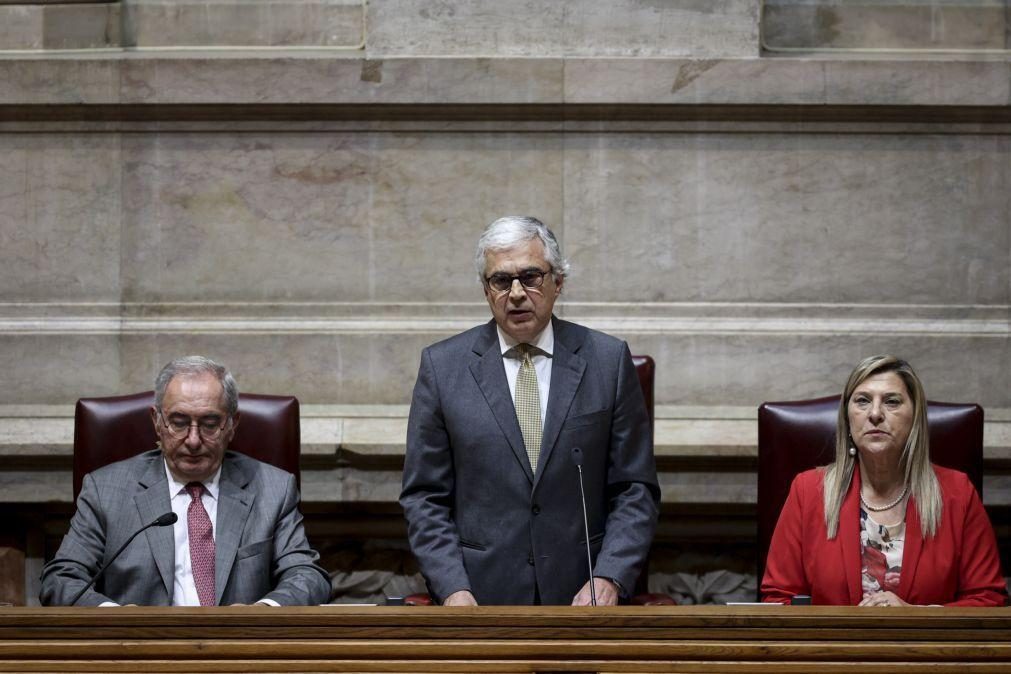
[215,454,254,605]
[469,320,534,483]
[535,319,586,489]
[134,456,174,602]
[839,469,863,605]
[897,495,923,601]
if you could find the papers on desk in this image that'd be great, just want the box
[319,603,379,606]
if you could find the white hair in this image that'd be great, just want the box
[474,216,570,282]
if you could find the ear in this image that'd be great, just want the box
[149,405,159,430]
[225,411,241,444]
[554,274,564,296]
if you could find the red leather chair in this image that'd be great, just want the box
[757,395,984,590]
[73,391,301,501]
[404,355,674,606]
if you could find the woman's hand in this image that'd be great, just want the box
[859,591,909,607]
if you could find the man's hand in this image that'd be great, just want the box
[571,577,619,606]
[443,590,478,606]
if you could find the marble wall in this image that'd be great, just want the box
[1,122,1007,407]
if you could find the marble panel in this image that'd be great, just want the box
[118,332,443,404]
[0,58,120,105]
[564,57,827,105]
[2,55,1006,108]
[0,134,122,302]
[623,331,1011,409]
[560,132,1010,305]
[366,0,759,57]
[119,131,562,303]
[39,2,121,50]
[0,470,66,503]
[823,60,1011,107]
[122,0,363,48]
[763,0,1009,51]
[563,58,1011,106]
[117,56,563,105]
[0,3,120,51]
[0,6,41,50]
[39,326,991,409]
[0,336,120,405]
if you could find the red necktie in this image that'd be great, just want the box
[186,482,216,606]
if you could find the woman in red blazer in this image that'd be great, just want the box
[762,355,1007,607]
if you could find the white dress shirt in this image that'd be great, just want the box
[497,321,553,425]
[165,461,221,607]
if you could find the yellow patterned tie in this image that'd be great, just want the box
[513,344,543,472]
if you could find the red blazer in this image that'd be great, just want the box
[762,464,1007,606]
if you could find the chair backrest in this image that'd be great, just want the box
[73,391,301,501]
[631,355,655,428]
[630,355,655,596]
[756,395,983,587]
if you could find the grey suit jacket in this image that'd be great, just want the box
[40,450,332,606]
[400,317,660,605]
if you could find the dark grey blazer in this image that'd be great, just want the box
[40,450,332,606]
[400,317,659,605]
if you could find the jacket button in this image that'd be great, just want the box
[527,555,535,566]
[532,504,540,515]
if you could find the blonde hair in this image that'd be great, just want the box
[823,355,941,539]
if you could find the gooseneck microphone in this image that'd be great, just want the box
[570,447,597,606]
[69,512,178,606]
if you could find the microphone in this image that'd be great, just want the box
[69,512,178,606]
[570,447,597,606]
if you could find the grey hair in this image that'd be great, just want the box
[154,356,239,417]
[474,216,571,283]
[823,355,941,539]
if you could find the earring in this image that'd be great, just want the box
[848,446,857,457]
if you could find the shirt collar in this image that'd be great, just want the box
[496,320,554,357]
[164,458,222,500]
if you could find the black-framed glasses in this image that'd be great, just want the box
[485,268,552,293]
[158,410,231,441]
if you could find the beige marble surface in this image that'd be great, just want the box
[0,3,120,51]
[124,0,364,48]
[366,0,760,58]
[561,132,1010,305]
[0,134,122,302]
[1,56,1009,108]
[117,131,562,302]
[764,0,1010,52]
[563,57,1011,105]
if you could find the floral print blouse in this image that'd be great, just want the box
[860,507,905,596]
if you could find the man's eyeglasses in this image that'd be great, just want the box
[158,411,231,441]
[485,268,552,293]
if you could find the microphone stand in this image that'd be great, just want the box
[571,447,597,606]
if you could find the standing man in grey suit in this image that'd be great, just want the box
[401,216,659,605]
[41,356,331,606]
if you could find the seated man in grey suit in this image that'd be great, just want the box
[41,356,332,606]
[401,216,660,606]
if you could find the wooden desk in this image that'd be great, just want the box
[1,605,1010,673]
